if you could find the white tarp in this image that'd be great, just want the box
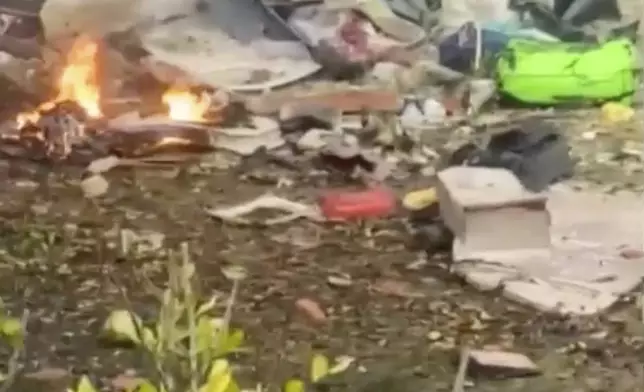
[39,0,322,91]
[40,0,198,40]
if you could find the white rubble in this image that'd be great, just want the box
[468,350,540,378]
[437,166,644,315]
[436,166,551,262]
[41,0,199,40]
[400,99,447,129]
[215,116,285,156]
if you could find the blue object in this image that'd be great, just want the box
[438,22,511,74]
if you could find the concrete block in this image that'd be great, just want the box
[436,166,551,261]
[452,184,644,315]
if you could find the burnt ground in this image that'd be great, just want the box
[0,109,642,392]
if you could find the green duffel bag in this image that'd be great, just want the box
[495,38,639,106]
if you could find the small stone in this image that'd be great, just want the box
[110,373,142,391]
[581,131,597,140]
[295,298,327,323]
[14,180,38,188]
[297,129,335,150]
[87,156,120,174]
[371,62,403,82]
[400,103,425,128]
[468,350,540,379]
[327,275,353,287]
[30,203,51,215]
[372,279,425,298]
[80,174,109,198]
[420,166,436,177]
[427,331,442,341]
[422,99,447,123]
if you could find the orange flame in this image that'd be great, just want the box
[17,36,102,127]
[56,37,101,117]
[162,87,211,121]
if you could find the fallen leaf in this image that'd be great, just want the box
[295,298,327,323]
[100,309,144,345]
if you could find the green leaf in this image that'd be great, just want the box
[207,359,230,381]
[283,379,305,392]
[182,261,196,280]
[101,310,143,345]
[0,317,24,349]
[196,317,215,353]
[75,376,98,392]
[310,354,329,383]
[203,359,232,392]
[204,372,231,392]
[215,328,244,356]
[0,317,22,336]
[196,295,219,316]
[141,327,157,350]
[130,379,159,392]
[225,378,241,392]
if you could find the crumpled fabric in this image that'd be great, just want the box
[288,6,402,63]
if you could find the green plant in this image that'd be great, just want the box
[70,242,246,392]
[283,353,355,392]
[0,298,27,392]
[63,238,352,392]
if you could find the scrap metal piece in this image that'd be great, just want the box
[98,119,217,158]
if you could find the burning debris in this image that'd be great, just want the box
[162,87,211,122]
[16,36,102,128]
[0,35,230,163]
[20,100,93,160]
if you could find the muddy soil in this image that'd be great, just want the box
[0,110,642,392]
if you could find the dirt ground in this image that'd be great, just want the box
[0,108,642,392]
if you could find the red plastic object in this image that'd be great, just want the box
[319,187,397,221]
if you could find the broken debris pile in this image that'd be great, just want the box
[435,165,644,315]
[0,0,639,316]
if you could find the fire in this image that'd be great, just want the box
[57,37,102,117]
[17,36,102,127]
[16,35,212,132]
[162,87,211,121]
